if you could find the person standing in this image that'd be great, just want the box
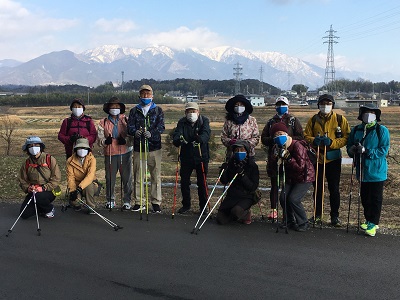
[18,136,61,219]
[127,84,165,213]
[58,98,97,159]
[269,123,315,231]
[98,97,133,210]
[66,138,98,213]
[304,94,350,226]
[261,96,304,220]
[347,104,390,237]
[221,94,259,161]
[172,102,211,214]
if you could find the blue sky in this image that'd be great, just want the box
[1,0,400,80]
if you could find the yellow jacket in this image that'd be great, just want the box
[304,111,350,163]
[66,152,97,191]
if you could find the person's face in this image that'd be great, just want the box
[109,103,120,109]
[274,131,287,138]
[140,90,153,98]
[235,101,245,108]
[71,103,83,109]
[185,108,198,115]
[233,146,246,153]
[275,101,287,107]
[320,100,332,106]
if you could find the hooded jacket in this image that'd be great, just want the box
[66,152,97,191]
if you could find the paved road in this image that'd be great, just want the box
[0,203,399,300]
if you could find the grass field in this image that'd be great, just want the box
[1,103,399,234]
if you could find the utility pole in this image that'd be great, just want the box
[259,66,264,95]
[233,62,242,95]
[121,71,124,92]
[323,25,339,93]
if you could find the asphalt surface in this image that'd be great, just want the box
[0,203,399,300]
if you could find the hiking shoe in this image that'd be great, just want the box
[267,209,278,220]
[45,207,55,218]
[279,221,298,230]
[331,217,341,227]
[296,222,310,232]
[73,205,82,212]
[152,204,162,213]
[360,221,379,230]
[122,203,131,211]
[308,216,322,225]
[365,223,377,237]
[242,211,252,225]
[131,204,145,212]
[105,202,115,209]
[178,206,191,214]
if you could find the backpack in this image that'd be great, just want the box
[296,140,317,167]
[66,116,91,134]
[25,154,52,173]
[267,116,296,133]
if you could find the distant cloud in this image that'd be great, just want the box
[94,18,137,33]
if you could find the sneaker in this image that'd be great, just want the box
[131,204,145,212]
[45,207,55,218]
[242,211,252,225]
[178,206,191,214]
[365,223,377,237]
[296,222,310,232]
[74,205,82,212]
[152,204,162,213]
[361,221,379,230]
[308,216,322,225]
[279,220,298,230]
[122,203,131,211]
[105,202,115,209]
[267,209,278,220]
[331,217,341,227]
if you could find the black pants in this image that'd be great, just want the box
[180,160,208,210]
[314,159,341,219]
[20,191,55,219]
[361,181,384,225]
[217,197,253,225]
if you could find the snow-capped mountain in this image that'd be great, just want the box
[0,45,386,89]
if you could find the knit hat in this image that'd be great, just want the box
[231,140,250,154]
[225,94,253,114]
[270,122,288,137]
[70,98,85,111]
[317,94,335,108]
[103,96,126,114]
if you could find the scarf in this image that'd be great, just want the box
[230,112,249,125]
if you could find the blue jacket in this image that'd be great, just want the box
[346,123,390,182]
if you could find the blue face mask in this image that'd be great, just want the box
[140,98,152,106]
[273,135,288,147]
[276,105,288,115]
[234,151,247,161]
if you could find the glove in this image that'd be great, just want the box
[219,162,228,175]
[356,143,365,154]
[322,136,332,146]
[348,145,356,155]
[104,135,113,145]
[229,139,237,145]
[76,186,83,195]
[135,130,142,138]
[143,131,151,139]
[69,191,78,202]
[235,161,245,175]
[313,136,322,146]
[278,148,291,161]
[180,135,188,144]
[195,134,201,142]
[69,133,79,143]
[117,136,126,145]
[192,141,200,147]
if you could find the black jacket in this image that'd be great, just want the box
[172,115,211,164]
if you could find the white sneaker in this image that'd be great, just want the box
[122,203,131,210]
[45,207,55,218]
[105,202,115,209]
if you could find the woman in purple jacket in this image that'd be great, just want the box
[269,122,315,232]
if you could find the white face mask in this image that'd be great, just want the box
[362,113,376,124]
[186,112,198,123]
[319,105,332,114]
[72,107,84,117]
[109,108,120,116]
[28,146,41,156]
[77,149,88,158]
[234,106,246,114]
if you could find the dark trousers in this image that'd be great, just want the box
[361,181,384,225]
[279,182,311,225]
[20,191,55,219]
[180,160,208,210]
[314,159,341,219]
[217,197,253,225]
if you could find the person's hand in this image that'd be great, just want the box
[322,136,332,146]
[229,139,237,145]
[313,136,322,146]
[143,131,151,139]
[28,185,35,193]
[192,141,199,147]
[348,145,356,155]
[76,186,83,196]
[278,148,291,161]
[219,162,228,174]
[356,143,365,154]
[69,133,79,143]
[69,191,78,202]
[135,130,142,139]
[104,135,112,145]
[180,135,188,144]
[117,136,126,145]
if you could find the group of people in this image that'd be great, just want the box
[17,86,390,237]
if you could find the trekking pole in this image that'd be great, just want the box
[33,192,41,236]
[191,168,225,233]
[119,145,124,212]
[275,158,281,232]
[139,131,143,220]
[282,160,288,234]
[346,161,355,233]
[108,143,113,212]
[313,133,320,228]
[76,198,123,231]
[172,146,181,219]
[258,201,265,220]
[197,143,211,212]
[357,152,363,234]
[144,119,150,221]
[192,173,238,235]
[320,133,328,230]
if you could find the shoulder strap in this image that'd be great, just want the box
[311,115,317,132]
[25,154,51,182]
[66,117,72,133]
[289,116,296,130]
[376,123,382,144]
[336,114,342,128]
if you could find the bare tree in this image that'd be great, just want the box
[0,115,18,155]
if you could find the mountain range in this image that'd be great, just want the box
[0,45,388,90]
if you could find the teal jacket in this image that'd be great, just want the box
[346,123,390,182]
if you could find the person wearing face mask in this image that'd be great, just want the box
[66,138,98,213]
[98,97,133,210]
[304,94,350,227]
[221,94,260,162]
[261,96,304,220]
[217,140,259,225]
[346,104,390,237]
[58,98,97,159]
[172,102,211,214]
[127,84,165,213]
[18,136,61,219]
[268,123,315,231]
